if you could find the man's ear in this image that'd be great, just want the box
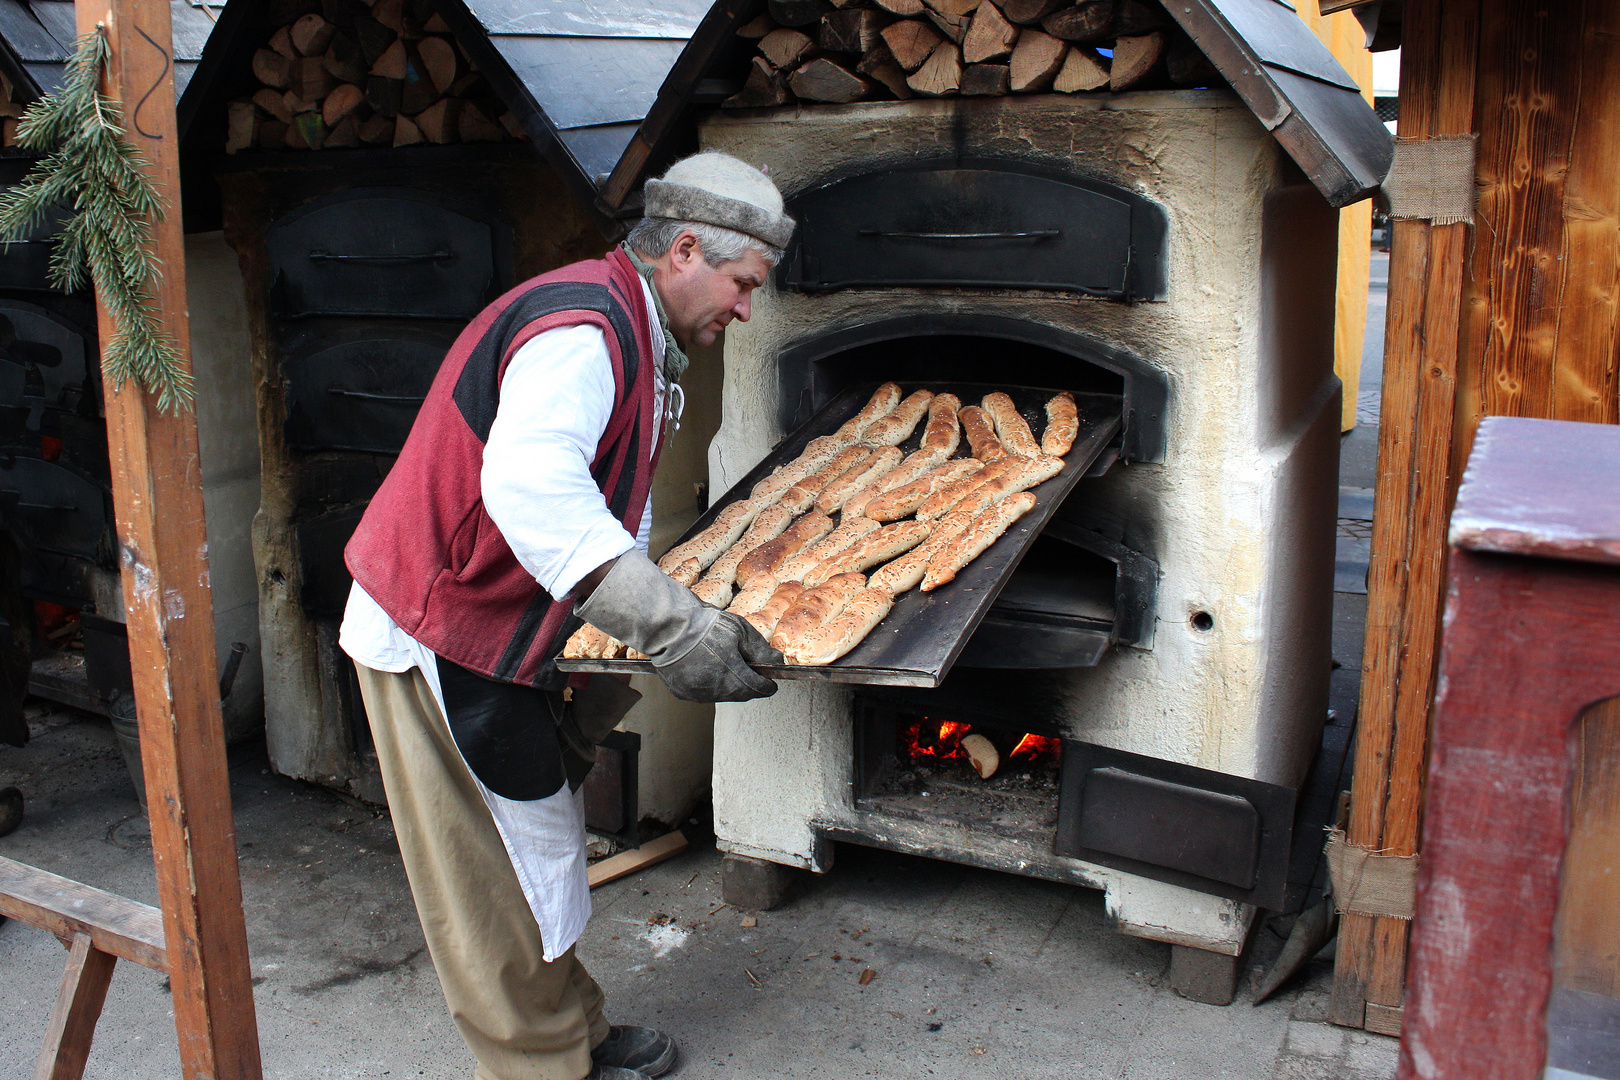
[671,230,702,269]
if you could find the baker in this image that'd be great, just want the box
[340,152,793,1080]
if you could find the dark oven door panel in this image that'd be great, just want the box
[280,328,457,454]
[268,190,507,320]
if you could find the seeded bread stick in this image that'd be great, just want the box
[866,459,985,521]
[868,511,976,595]
[842,446,950,519]
[959,405,1007,462]
[692,577,735,608]
[749,435,845,501]
[862,389,935,446]
[780,588,895,666]
[727,580,780,618]
[770,572,868,652]
[816,446,903,515]
[828,382,903,447]
[919,393,962,456]
[701,502,794,589]
[744,580,806,639]
[776,517,881,582]
[921,492,1037,592]
[1041,391,1079,457]
[949,454,1064,518]
[562,623,611,659]
[916,457,1022,520]
[736,511,835,589]
[658,493,775,572]
[982,392,1042,457]
[667,558,702,586]
[803,520,933,587]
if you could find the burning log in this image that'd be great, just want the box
[961,733,999,778]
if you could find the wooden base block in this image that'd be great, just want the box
[1169,943,1244,1006]
[721,854,801,911]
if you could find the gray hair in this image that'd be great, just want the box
[626,218,784,269]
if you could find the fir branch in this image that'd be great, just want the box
[0,26,192,412]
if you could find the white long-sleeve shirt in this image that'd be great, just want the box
[340,273,670,960]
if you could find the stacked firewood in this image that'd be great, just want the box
[226,0,525,152]
[0,71,24,147]
[723,0,1223,107]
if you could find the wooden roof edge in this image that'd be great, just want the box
[1317,0,1378,14]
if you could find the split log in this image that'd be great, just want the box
[399,55,440,115]
[414,97,460,142]
[1167,33,1221,86]
[258,119,289,149]
[723,56,792,108]
[759,27,817,69]
[282,90,315,117]
[358,112,395,144]
[1112,0,1168,35]
[252,48,291,88]
[371,0,406,35]
[1009,28,1065,91]
[458,103,506,141]
[819,8,887,54]
[499,111,524,138]
[392,113,424,146]
[1041,0,1113,41]
[906,39,961,95]
[1052,44,1109,91]
[856,45,913,98]
[925,0,981,15]
[353,16,398,65]
[998,0,1063,24]
[291,13,336,56]
[959,62,1010,95]
[252,86,293,123]
[288,112,328,149]
[417,35,458,93]
[1109,30,1164,90]
[323,35,368,84]
[880,18,943,71]
[737,13,777,37]
[767,0,833,27]
[873,0,925,13]
[324,113,361,147]
[322,81,365,125]
[423,11,450,33]
[370,38,408,79]
[269,24,297,59]
[320,0,369,32]
[225,100,258,153]
[924,6,969,42]
[962,1,1018,63]
[365,75,402,116]
[789,57,874,102]
[290,56,335,100]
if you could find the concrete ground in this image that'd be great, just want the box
[0,252,1397,1080]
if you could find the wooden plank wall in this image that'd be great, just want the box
[1554,696,1620,998]
[1333,0,1620,1029]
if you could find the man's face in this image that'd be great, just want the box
[652,231,771,350]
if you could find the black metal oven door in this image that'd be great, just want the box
[778,161,1167,299]
[281,329,456,454]
[0,454,112,603]
[0,301,90,418]
[267,190,505,320]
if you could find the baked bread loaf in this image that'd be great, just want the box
[727,579,779,617]
[803,519,933,586]
[750,435,844,501]
[916,457,1021,520]
[829,382,903,446]
[736,511,835,588]
[744,580,806,638]
[982,392,1041,457]
[780,587,894,666]
[770,572,868,651]
[816,446,903,514]
[1041,391,1079,457]
[667,558,702,586]
[866,459,985,521]
[921,491,1037,591]
[701,502,794,589]
[657,497,763,572]
[776,517,881,582]
[950,454,1063,517]
[862,389,935,446]
[867,511,976,594]
[918,393,962,456]
[692,576,735,608]
[959,404,1008,462]
[841,446,949,519]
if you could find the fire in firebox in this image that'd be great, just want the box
[898,718,1061,777]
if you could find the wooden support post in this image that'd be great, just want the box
[1331,0,1479,1028]
[34,934,119,1080]
[72,0,264,1075]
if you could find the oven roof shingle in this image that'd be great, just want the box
[599,0,1394,211]
[0,0,222,103]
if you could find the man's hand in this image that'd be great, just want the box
[573,558,616,603]
[575,550,781,702]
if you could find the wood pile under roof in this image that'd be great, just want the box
[723,0,1225,107]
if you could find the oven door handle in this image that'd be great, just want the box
[326,388,428,405]
[306,249,455,265]
[856,229,1062,241]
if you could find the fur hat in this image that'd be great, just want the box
[643,152,795,250]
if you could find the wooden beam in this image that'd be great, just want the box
[1331,0,1480,1028]
[0,857,167,972]
[588,831,690,889]
[34,934,119,1080]
[74,0,264,1075]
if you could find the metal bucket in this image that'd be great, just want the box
[106,692,146,811]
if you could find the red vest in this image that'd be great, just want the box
[346,250,662,686]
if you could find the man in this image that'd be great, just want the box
[341,152,794,1080]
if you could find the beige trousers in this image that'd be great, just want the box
[355,663,609,1080]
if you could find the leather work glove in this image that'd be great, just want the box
[575,550,782,702]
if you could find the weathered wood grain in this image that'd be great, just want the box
[0,857,166,972]
[33,934,119,1080]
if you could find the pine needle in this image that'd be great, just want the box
[0,26,192,412]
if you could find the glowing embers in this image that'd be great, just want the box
[897,718,1061,779]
